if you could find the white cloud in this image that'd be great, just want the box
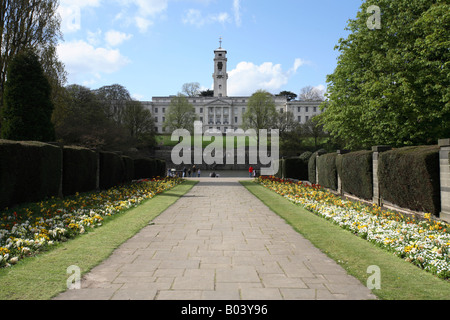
[57,40,130,84]
[105,30,133,47]
[233,0,242,27]
[182,9,231,27]
[115,0,168,32]
[58,0,102,33]
[228,59,306,96]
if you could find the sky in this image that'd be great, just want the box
[56,0,365,101]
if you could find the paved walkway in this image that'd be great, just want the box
[54,178,377,300]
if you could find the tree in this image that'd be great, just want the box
[94,84,132,125]
[182,82,200,97]
[242,90,277,144]
[302,116,326,148]
[299,86,325,101]
[276,91,297,101]
[0,0,63,110]
[163,94,197,133]
[122,100,156,146]
[1,50,55,141]
[320,0,450,149]
[273,110,299,139]
[200,89,214,97]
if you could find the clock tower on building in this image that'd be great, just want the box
[213,37,228,98]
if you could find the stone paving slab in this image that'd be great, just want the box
[54,178,377,300]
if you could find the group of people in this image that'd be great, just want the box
[182,165,201,178]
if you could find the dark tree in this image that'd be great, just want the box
[1,50,55,141]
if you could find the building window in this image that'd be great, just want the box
[155,107,158,113]
[279,108,283,113]
[306,107,309,112]
[200,117,203,122]
[162,108,165,113]
[298,107,301,113]
[313,107,317,113]
[200,108,203,113]
[298,116,301,122]
[235,117,238,123]
[162,117,165,122]
[154,117,158,123]
[155,127,158,133]
[306,116,309,122]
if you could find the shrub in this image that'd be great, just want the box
[378,145,440,215]
[122,156,135,183]
[273,159,284,178]
[134,158,158,180]
[284,153,311,181]
[308,149,326,184]
[62,146,98,196]
[317,153,338,190]
[0,140,61,210]
[99,151,125,190]
[337,150,373,200]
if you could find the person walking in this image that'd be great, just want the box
[197,168,201,177]
[249,166,254,178]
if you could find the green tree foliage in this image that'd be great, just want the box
[0,0,64,111]
[320,0,450,149]
[163,94,197,133]
[122,100,156,147]
[1,50,55,141]
[243,90,277,143]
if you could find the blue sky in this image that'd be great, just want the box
[57,0,365,101]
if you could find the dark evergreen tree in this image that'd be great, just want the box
[1,50,55,141]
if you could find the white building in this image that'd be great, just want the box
[142,44,324,134]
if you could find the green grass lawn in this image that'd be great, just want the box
[0,180,197,300]
[241,180,450,300]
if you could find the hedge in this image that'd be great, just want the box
[62,146,98,196]
[317,153,338,190]
[378,145,440,215]
[337,150,373,200]
[0,140,61,210]
[99,151,126,190]
[283,152,312,181]
[308,149,327,184]
[122,156,135,183]
[133,158,166,180]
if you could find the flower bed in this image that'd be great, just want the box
[0,177,183,268]
[256,176,450,279]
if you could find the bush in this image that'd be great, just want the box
[273,159,284,178]
[308,149,326,184]
[122,156,135,183]
[0,140,61,210]
[99,151,125,190]
[62,146,98,196]
[317,153,338,190]
[284,153,311,181]
[134,158,158,180]
[337,150,373,200]
[378,145,440,215]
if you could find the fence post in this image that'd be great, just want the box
[439,139,450,223]
[336,150,349,195]
[372,145,391,207]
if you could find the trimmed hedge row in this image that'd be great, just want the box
[133,158,166,180]
[317,153,338,190]
[0,139,166,210]
[378,145,440,215]
[0,140,62,209]
[62,146,98,196]
[336,150,373,200]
